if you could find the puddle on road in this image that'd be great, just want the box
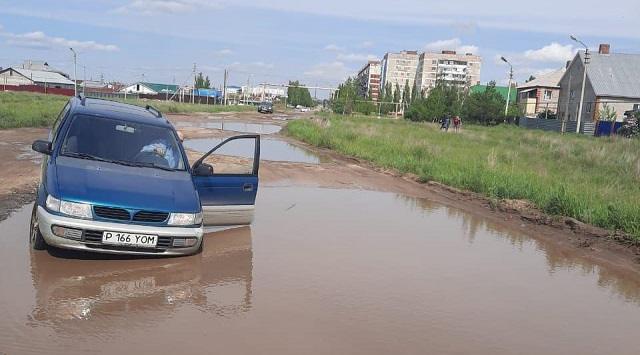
[2,188,640,354]
[184,137,322,164]
[175,121,282,134]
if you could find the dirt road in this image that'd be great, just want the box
[1,112,640,354]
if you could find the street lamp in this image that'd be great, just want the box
[570,35,590,133]
[500,56,514,117]
[69,47,77,96]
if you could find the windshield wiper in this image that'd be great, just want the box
[64,152,178,171]
[63,152,114,164]
[121,161,178,172]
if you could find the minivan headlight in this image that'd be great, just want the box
[46,195,61,211]
[46,195,92,219]
[168,212,203,226]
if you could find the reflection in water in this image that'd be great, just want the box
[28,227,253,331]
[2,187,640,354]
[397,193,640,305]
[175,121,282,134]
[184,138,322,164]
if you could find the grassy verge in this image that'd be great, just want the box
[286,114,640,238]
[0,91,254,129]
[0,91,68,128]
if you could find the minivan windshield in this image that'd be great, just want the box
[60,114,185,170]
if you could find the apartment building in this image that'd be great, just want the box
[356,61,382,101]
[415,51,482,95]
[380,50,419,98]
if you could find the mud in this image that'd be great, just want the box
[2,112,640,353]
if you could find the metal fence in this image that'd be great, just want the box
[518,117,596,135]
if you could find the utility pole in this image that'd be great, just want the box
[571,35,590,134]
[69,48,77,96]
[501,56,513,117]
[82,65,86,96]
[192,63,196,104]
[223,69,228,106]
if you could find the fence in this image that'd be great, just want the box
[518,117,595,135]
[1,84,75,96]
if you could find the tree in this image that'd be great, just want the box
[404,82,463,122]
[411,80,419,103]
[393,83,401,104]
[195,72,210,89]
[402,79,411,106]
[461,82,505,125]
[331,76,377,115]
[287,80,315,107]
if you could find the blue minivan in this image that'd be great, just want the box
[30,96,260,256]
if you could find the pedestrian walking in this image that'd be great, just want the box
[445,115,451,132]
[440,116,447,131]
[453,116,461,132]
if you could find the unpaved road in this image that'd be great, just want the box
[1,112,640,354]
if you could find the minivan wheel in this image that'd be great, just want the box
[30,204,47,250]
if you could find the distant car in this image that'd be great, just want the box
[258,102,273,114]
[30,96,261,256]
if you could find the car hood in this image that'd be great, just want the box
[54,156,200,213]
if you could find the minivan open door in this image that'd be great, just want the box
[191,135,260,226]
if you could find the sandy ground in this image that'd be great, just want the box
[0,111,638,276]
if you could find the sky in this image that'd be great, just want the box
[0,0,638,93]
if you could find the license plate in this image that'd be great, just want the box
[102,231,158,248]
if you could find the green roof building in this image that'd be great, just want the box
[121,82,180,95]
[470,84,516,103]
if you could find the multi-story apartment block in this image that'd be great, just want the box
[380,50,419,98]
[415,50,482,95]
[356,61,382,101]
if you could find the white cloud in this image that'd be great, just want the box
[424,38,479,54]
[3,31,119,51]
[217,48,233,56]
[323,44,344,52]
[114,0,222,15]
[524,42,575,62]
[251,61,274,69]
[359,40,374,48]
[235,0,640,39]
[303,61,351,82]
[336,53,378,62]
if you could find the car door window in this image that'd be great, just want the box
[50,103,70,144]
[194,135,259,175]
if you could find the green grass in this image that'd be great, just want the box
[0,91,254,129]
[286,114,640,238]
[0,91,69,128]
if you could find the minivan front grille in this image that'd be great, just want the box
[94,206,130,220]
[133,211,169,223]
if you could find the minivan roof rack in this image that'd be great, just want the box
[77,94,87,106]
[145,105,163,118]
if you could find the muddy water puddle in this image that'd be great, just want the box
[184,137,324,164]
[175,121,282,134]
[2,187,640,354]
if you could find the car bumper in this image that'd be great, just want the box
[37,206,203,256]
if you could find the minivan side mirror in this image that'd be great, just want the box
[32,140,52,155]
[193,162,214,176]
